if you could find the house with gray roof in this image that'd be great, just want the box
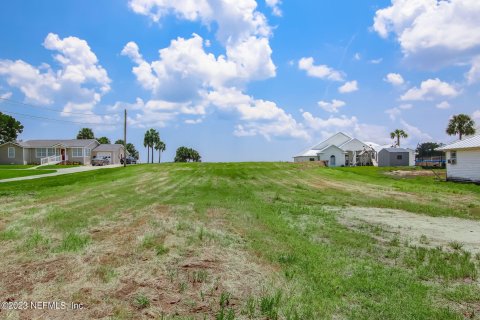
[293,132,376,167]
[0,139,125,165]
[437,134,480,183]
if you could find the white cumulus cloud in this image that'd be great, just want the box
[128,0,270,45]
[384,73,404,86]
[338,80,358,93]
[401,78,459,101]
[0,33,112,123]
[373,0,480,70]
[206,87,309,140]
[298,57,344,82]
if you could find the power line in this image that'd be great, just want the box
[0,109,120,126]
[0,97,120,116]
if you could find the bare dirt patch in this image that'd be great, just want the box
[332,206,480,254]
[385,170,437,177]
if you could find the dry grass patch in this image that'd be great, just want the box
[0,203,284,320]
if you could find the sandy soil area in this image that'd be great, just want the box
[332,206,480,254]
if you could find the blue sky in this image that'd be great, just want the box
[1,0,479,162]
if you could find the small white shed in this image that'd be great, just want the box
[437,134,480,183]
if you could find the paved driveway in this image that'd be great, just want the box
[0,164,122,183]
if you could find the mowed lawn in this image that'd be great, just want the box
[0,169,56,179]
[0,163,479,319]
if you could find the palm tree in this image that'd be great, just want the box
[155,139,166,163]
[148,129,159,164]
[390,129,408,147]
[143,130,152,164]
[446,114,476,140]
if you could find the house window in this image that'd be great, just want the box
[47,148,55,156]
[450,151,457,165]
[72,148,84,157]
[85,148,91,156]
[8,147,15,158]
[309,157,315,161]
[396,155,403,160]
[36,148,47,158]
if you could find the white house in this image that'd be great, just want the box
[437,134,480,183]
[293,132,376,167]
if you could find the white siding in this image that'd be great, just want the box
[318,146,346,167]
[446,149,480,182]
[408,149,415,166]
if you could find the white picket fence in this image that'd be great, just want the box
[40,155,62,166]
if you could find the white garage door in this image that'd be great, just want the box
[96,152,112,158]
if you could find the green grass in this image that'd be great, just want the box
[0,169,55,179]
[0,163,478,319]
[0,165,36,169]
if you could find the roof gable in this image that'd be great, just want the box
[338,138,372,151]
[311,132,352,150]
[0,141,24,148]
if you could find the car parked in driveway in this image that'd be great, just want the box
[91,156,110,166]
[120,156,137,165]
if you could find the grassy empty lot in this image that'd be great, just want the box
[0,163,479,319]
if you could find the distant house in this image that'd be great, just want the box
[437,134,480,183]
[378,148,415,167]
[293,132,376,167]
[0,139,125,165]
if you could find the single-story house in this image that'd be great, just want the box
[377,148,415,167]
[437,134,480,183]
[293,132,376,167]
[0,139,125,165]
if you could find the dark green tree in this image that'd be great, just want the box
[76,128,95,139]
[446,114,476,140]
[416,142,444,159]
[0,112,23,144]
[174,147,201,162]
[97,136,111,144]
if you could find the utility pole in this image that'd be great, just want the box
[124,109,127,167]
